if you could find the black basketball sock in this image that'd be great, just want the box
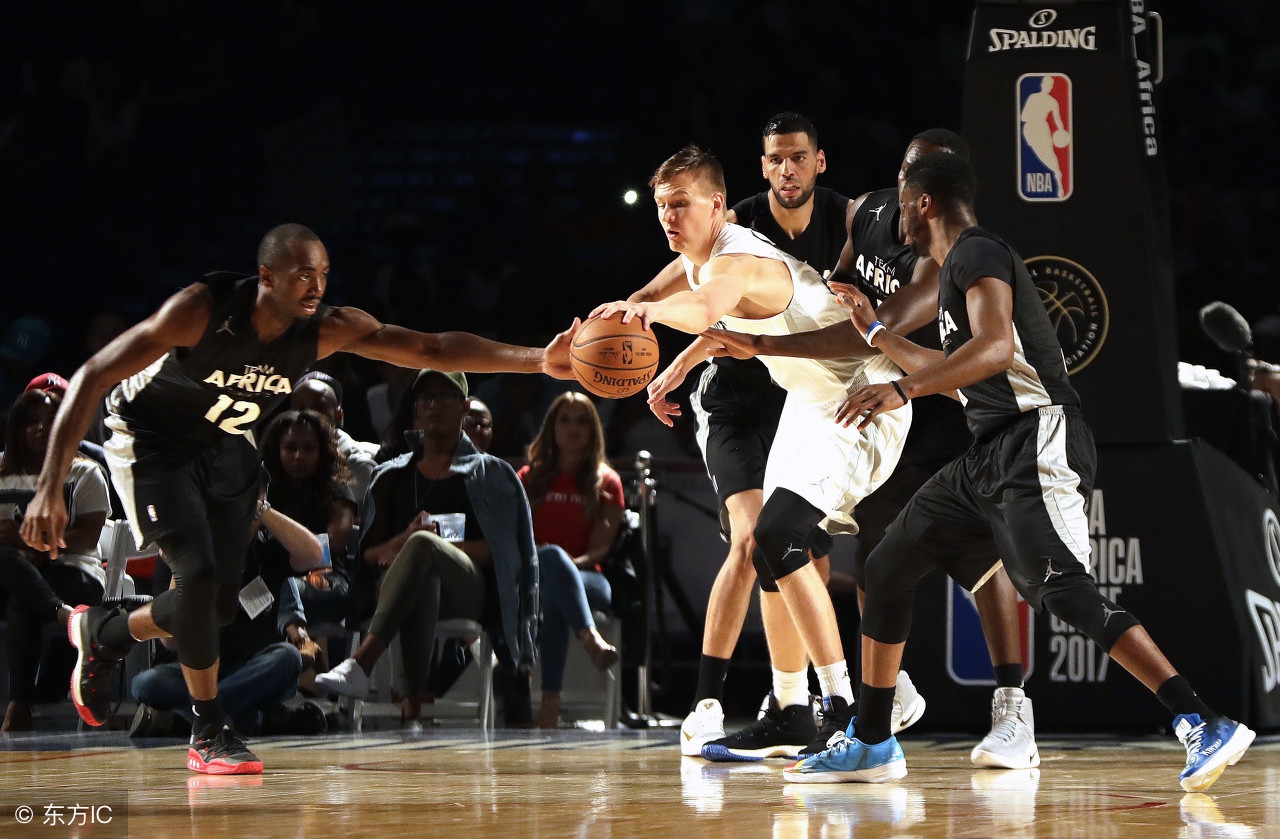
[693,655,731,708]
[97,613,139,659]
[192,697,228,736]
[852,683,895,745]
[993,663,1024,689]
[1156,675,1215,721]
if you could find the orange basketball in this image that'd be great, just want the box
[570,315,660,398]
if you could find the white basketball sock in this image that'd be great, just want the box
[772,667,809,709]
[815,661,854,705]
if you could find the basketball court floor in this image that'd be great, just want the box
[0,727,1275,838]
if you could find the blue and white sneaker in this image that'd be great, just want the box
[1175,713,1254,792]
[782,731,907,784]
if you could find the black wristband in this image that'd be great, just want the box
[891,380,909,404]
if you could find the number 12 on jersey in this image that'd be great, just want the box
[204,395,261,435]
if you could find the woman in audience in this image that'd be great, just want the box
[519,392,621,728]
[258,409,359,676]
[317,370,538,727]
[0,389,109,730]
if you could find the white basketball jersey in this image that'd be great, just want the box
[683,223,901,403]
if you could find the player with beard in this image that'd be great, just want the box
[710,130,1039,769]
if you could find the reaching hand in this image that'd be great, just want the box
[646,363,688,427]
[835,382,908,430]
[701,327,758,359]
[541,318,581,380]
[827,281,879,336]
[587,301,655,330]
[19,487,68,560]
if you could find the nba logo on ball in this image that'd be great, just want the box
[1017,72,1073,201]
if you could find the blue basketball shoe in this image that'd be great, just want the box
[783,730,907,784]
[1175,714,1254,792]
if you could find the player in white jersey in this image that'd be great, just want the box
[592,146,907,758]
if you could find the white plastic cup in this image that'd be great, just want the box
[429,513,466,541]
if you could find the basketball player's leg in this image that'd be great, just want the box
[997,409,1252,789]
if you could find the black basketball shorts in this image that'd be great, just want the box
[690,360,786,523]
[872,405,1097,611]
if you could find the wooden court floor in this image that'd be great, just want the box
[0,727,1275,838]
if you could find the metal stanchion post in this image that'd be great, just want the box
[633,450,656,720]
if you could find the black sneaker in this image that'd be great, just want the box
[799,695,854,756]
[700,695,817,762]
[187,725,264,775]
[67,605,123,727]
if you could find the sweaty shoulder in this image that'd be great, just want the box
[947,231,1015,293]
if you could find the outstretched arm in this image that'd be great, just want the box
[646,336,719,427]
[837,277,1014,428]
[319,306,579,379]
[22,285,211,556]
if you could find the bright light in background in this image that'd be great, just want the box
[623,189,639,205]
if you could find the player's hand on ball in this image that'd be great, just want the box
[836,382,908,430]
[826,281,877,333]
[541,318,581,380]
[588,301,654,330]
[701,327,759,359]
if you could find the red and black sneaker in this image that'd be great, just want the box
[67,604,120,727]
[187,725,264,775]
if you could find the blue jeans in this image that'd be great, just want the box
[131,642,302,733]
[537,545,611,693]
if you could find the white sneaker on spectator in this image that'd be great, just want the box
[971,687,1040,769]
[891,671,926,734]
[680,698,726,757]
[314,658,370,700]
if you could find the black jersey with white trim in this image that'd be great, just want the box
[107,273,325,449]
[938,228,1078,438]
[731,186,851,274]
[846,187,917,307]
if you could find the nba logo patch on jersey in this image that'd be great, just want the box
[147,504,158,522]
[1017,73,1073,201]
[946,581,1034,685]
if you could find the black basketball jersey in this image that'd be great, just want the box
[720,186,850,379]
[938,228,1079,438]
[108,273,326,449]
[730,186,850,274]
[845,187,917,307]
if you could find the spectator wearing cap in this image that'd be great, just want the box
[315,369,538,727]
[20,373,121,518]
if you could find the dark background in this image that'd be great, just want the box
[1,0,1276,447]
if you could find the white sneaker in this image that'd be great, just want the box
[313,658,371,699]
[891,671,926,734]
[971,687,1040,769]
[680,698,726,757]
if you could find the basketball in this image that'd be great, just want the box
[1052,128,1071,148]
[569,315,660,398]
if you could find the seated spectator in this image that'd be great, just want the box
[462,397,494,453]
[316,370,538,727]
[0,389,108,731]
[131,498,328,737]
[291,371,379,504]
[23,372,123,518]
[258,409,359,679]
[518,393,621,728]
